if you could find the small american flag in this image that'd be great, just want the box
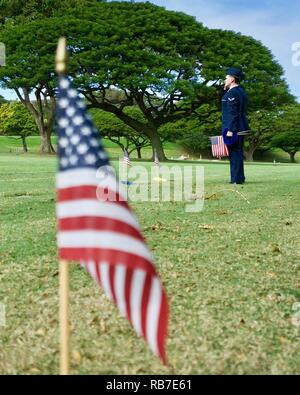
[210,136,229,158]
[154,150,160,167]
[56,76,168,363]
[123,149,132,166]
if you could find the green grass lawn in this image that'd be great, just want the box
[0,153,300,374]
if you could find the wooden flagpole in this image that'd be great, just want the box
[56,37,70,375]
[59,259,69,375]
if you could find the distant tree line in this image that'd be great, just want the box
[0,0,299,161]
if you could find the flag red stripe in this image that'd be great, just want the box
[157,289,169,364]
[109,265,117,305]
[125,269,133,323]
[95,262,102,287]
[58,185,129,208]
[59,247,157,275]
[59,216,144,242]
[140,273,152,340]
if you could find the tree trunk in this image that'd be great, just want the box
[15,87,56,154]
[40,132,55,154]
[289,152,297,163]
[21,136,28,153]
[244,147,256,161]
[34,115,55,154]
[146,128,167,161]
[136,146,142,159]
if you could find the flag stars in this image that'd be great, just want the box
[82,126,92,136]
[59,98,69,109]
[77,101,86,109]
[85,153,97,165]
[60,157,69,168]
[58,118,69,128]
[69,155,79,165]
[77,143,89,155]
[66,107,76,117]
[90,138,99,147]
[60,78,71,89]
[70,135,80,145]
[73,115,84,126]
[98,152,107,160]
[59,137,69,148]
[57,79,110,170]
[67,89,77,98]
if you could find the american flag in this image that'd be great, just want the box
[56,76,168,363]
[210,136,229,158]
[153,150,160,167]
[123,149,132,166]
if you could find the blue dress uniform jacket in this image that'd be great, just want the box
[222,85,249,133]
[221,85,249,184]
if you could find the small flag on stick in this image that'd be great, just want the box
[55,39,168,371]
[210,136,229,158]
[123,149,132,166]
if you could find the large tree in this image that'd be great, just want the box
[0,1,294,158]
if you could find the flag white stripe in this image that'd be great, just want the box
[114,265,127,317]
[146,277,162,356]
[130,269,146,337]
[100,262,113,301]
[57,200,140,230]
[58,231,153,261]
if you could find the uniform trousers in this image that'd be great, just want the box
[227,135,245,184]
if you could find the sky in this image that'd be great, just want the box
[1,0,299,101]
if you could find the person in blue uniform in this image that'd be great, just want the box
[221,67,250,184]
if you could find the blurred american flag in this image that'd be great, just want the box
[56,76,168,363]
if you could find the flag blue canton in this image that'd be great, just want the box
[56,77,109,171]
[210,136,218,145]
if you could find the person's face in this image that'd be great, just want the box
[224,74,234,89]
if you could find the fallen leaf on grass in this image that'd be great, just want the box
[199,224,214,230]
[36,328,46,337]
[205,193,221,200]
[216,209,229,215]
[270,244,281,253]
[266,272,277,278]
[279,336,289,343]
[29,368,40,374]
[72,351,82,364]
